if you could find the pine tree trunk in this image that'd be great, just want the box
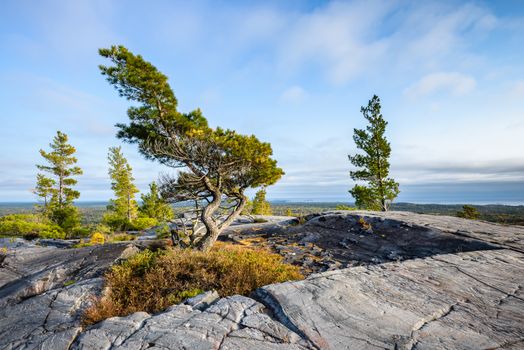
[59,171,64,209]
[196,193,247,252]
[196,192,222,252]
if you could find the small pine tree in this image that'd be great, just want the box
[140,182,174,221]
[106,147,139,229]
[35,131,82,231]
[240,199,253,215]
[457,205,480,220]
[33,174,55,214]
[349,95,399,211]
[251,188,272,215]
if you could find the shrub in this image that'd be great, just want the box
[102,212,129,231]
[155,223,171,239]
[94,224,112,235]
[71,226,92,238]
[130,217,158,231]
[251,188,272,215]
[72,241,93,248]
[49,206,81,235]
[107,233,136,242]
[240,199,253,215]
[335,204,356,211]
[90,232,105,245]
[290,216,306,226]
[358,217,372,231]
[0,214,65,239]
[103,213,158,232]
[457,205,480,220]
[40,226,67,239]
[83,243,303,324]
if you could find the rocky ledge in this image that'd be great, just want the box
[0,211,523,349]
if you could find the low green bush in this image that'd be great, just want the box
[102,212,128,231]
[107,233,136,242]
[71,226,92,238]
[155,223,171,239]
[103,212,158,232]
[335,204,356,211]
[457,205,480,220]
[130,217,158,231]
[0,214,65,239]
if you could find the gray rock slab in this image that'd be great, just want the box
[0,278,101,349]
[2,212,523,350]
[73,295,310,350]
[0,242,135,349]
[255,249,524,350]
[0,243,131,306]
[335,210,524,252]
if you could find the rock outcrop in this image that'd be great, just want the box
[0,240,134,349]
[0,211,523,349]
[222,211,514,273]
[255,249,524,349]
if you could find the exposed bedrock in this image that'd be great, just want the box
[0,211,522,349]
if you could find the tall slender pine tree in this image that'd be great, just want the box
[107,146,139,225]
[349,95,399,211]
[35,131,82,231]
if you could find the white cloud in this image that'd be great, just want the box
[275,2,498,85]
[404,72,476,98]
[392,159,524,185]
[279,1,391,84]
[511,80,524,97]
[398,3,496,68]
[280,85,307,103]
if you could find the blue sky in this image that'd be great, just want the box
[1,0,523,203]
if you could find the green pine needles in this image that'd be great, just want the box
[140,182,174,222]
[104,146,140,230]
[34,131,83,233]
[99,45,283,251]
[349,95,399,211]
[251,188,272,215]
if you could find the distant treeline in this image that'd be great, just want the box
[270,202,524,226]
[1,202,523,226]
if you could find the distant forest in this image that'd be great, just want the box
[1,202,523,226]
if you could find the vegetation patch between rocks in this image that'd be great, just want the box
[83,242,303,325]
[0,214,65,239]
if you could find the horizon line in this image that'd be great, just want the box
[0,200,523,207]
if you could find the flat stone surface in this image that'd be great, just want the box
[255,249,524,350]
[345,210,524,252]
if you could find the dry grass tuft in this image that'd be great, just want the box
[83,242,303,325]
